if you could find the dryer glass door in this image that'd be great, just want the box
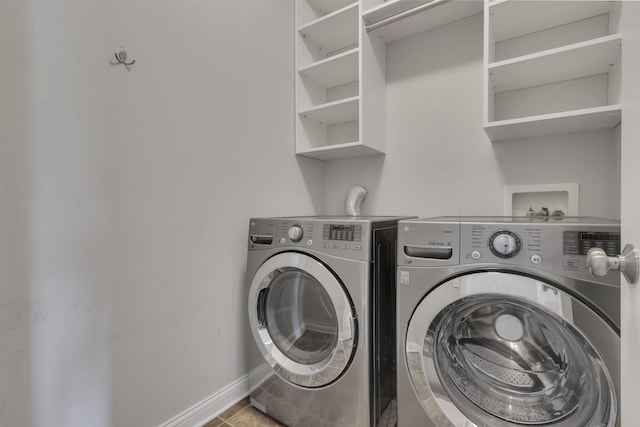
[264,269,337,365]
[249,252,357,388]
[406,271,618,427]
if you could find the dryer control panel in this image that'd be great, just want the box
[398,217,621,285]
[247,217,406,263]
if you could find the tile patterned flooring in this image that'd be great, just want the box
[204,397,285,427]
[204,395,397,427]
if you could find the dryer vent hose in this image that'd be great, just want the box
[345,186,368,217]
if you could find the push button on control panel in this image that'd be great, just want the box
[530,254,542,265]
[471,250,481,260]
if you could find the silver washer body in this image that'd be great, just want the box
[397,216,620,427]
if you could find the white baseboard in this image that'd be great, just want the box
[158,375,249,427]
[247,363,271,390]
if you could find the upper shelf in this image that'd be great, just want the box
[363,0,429,24]
[489,0,613,43]
[298,96,359,125]
[489,34,622,93]
[297,142,384,160]
[303,0,355,22]
[298,48,359,88]
[484,104,621,142]
[363,0,483,43]
[298,3,359,53]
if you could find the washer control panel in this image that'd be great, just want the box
[398,217,621,285]
[463,223,542,265]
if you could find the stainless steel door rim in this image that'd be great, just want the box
[406,271,618,427]
[248,252,357,388]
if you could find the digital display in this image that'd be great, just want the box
[564,231,620,256]
[580,233,620,241]
[323,224,361,242]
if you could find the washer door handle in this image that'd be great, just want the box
[347,312,357,341]
[257,288,268,328]
[587,244,639,284]
[404,245,453,260]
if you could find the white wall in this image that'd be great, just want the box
[29,1,114,425]
[324,14,621,220]
[105,1,322,425]
[1,1,323,426]
[0,1,33,426]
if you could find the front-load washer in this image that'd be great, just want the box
[246,216,409,426]
[396,217,620,427]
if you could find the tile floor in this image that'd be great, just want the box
[204,397,285,427]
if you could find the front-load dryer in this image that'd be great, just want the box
[246,216,409,426]
[396,217,620,427]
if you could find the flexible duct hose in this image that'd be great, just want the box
[345,186,368,217]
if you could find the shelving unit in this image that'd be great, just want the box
[295,0,486,160]
[483,0,622,141]
[295,0,385,160]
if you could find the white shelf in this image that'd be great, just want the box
[363,0,430,25]
[298,48,359,88]
[298,3,359,54]
[489,34,622,93]
[304,0,355,20]
[490,0,613,43]
[296,141,384,160]
[484,104,621,142]
[363,0,482,43]
[298,96,359,125]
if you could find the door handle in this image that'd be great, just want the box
[257,288,268,328]
[404,245,453,259]
[586,244,640,284]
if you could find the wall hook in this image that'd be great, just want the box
[110,48,136,71]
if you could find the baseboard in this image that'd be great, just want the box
[247,363,271,389]
[158,375,249,427]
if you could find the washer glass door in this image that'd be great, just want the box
[249,252,357,388]
[406,271,618,427]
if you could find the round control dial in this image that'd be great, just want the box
[288,225,304,242]
[489,230,521,258]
